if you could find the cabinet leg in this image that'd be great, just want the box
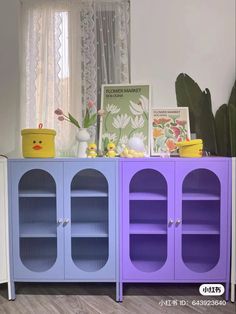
[116,282,119,302]
[119,282,123,302]
[8,281,15,301]
[225,281,229,301]
[230,283,235,302]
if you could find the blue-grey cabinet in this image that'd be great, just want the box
[9,159,118,291]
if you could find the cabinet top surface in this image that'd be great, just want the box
[8,157,231,163]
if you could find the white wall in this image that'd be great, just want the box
[0,0,235,155]
[0,0,20,156]
[130,0,236,112]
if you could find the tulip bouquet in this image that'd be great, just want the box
[54,100,97,129]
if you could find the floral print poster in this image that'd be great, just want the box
[151,108,190,156]
[99,85,151,155]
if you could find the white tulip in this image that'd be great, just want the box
[139,95,149,114]
[131,116,144,129]
[129,101,143,115]
[102,132,117,142]
[112,114,130,129]
[106,104,120,114]
[129,95,149,116]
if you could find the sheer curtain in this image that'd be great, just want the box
[20,0,130,155]
[80,0,130,108]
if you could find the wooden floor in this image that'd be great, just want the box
[0,283,235,314]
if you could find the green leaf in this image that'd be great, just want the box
[195,89,217,155]
[228,80,236,156]
[103,137,109,152]
[175,73,202,133]
[229,102,236,156]
[228,80,236,107]
[83,109,90,128]
[215,104,230,156]
[87,113,97,128]
[68,113,80,128]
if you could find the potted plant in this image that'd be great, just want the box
[55,101,97,157]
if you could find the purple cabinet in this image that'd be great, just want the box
[120,160,175,281]
[119,158,231,301]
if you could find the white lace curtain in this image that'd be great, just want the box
[20,0,130,155]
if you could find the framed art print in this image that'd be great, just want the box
[151,107,190,156]
[99,84,151,155]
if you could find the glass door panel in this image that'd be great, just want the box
[71,169,109,272]
[129,169,168,272]
[18,170,57,272]
[181,169,220,272]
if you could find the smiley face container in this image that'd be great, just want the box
[21,125,56,158]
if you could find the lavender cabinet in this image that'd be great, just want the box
[8,159,118,300]
[119,158,231,301]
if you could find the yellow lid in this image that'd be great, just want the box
[176,139,202,147]
[21,128,56,135]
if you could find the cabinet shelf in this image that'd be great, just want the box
[183,259,218,273]
[20,223,56,238]
[130,222,166,234]
[20,257,56,272]
[182,223,220,235]
[129,192,167,201]
[72,237,108,272]
[19,190,56,198]
[71,222,108,237]
[182,192,220,201]
[72,258,108,272]
[131,259,166,273]
[71,190,108,197]
[20,237,57,272]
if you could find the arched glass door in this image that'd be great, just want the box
[129,169,168,272]
[181,169,220,272]
[19,169,57,272]
[70,169,109,272]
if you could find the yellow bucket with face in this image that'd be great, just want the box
[176,139,203,158]
[21,125,56,158]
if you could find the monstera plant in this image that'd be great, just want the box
[175,74,236,157]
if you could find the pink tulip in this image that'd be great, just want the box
[55,108,64,115]
[58,116,64,121]
[87,100,94,108]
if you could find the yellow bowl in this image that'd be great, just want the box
[21,128,56,158]
[176,139,203,158]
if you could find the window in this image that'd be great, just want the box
[20,0,130,155]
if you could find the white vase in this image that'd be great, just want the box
[76,128,90,158]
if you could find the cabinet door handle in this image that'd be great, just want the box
[57,218,63,224]
[63,218,70,225]
[176,219,181,226]
[168,219,174,225]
